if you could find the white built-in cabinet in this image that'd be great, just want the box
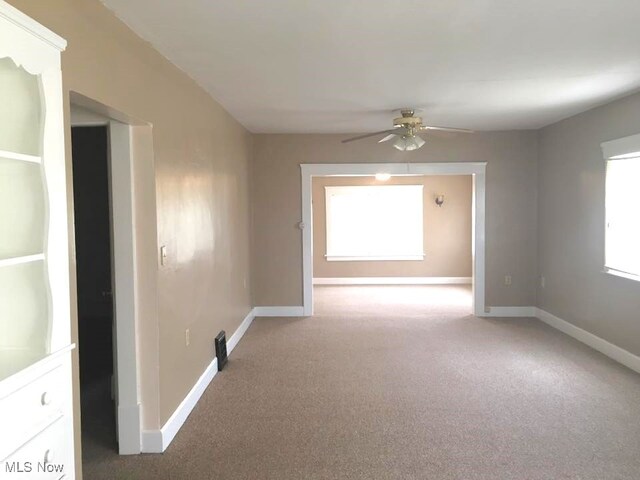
[0,1,75,478]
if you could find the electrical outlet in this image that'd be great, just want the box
[185,328,190,347]
[504,275,512,286]
[540,275,546,288]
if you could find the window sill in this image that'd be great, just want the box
[325,254,425,262]
[602,268,640,283]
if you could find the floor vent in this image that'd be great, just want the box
[215,331,228,371]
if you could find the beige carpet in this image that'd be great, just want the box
[83,285,640,479]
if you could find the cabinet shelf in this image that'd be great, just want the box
[0,253,44,268]
[0,149,41,164]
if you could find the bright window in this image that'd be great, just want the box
[324,185,424,261]
[602,133,640,279]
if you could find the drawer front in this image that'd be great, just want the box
[1,417,71,480]
[0,365,66,461]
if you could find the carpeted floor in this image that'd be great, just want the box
[82,285,640,479]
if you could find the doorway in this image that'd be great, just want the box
[300,163,487,317]
[70,94,150,456]
[310,173,474,315]
[71,126,117,457]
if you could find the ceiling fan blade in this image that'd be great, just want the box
[421,125,474,133]
[341,129,400,143]
[378,128,408,143]
[427,130,457,139]
[378,134,397,143]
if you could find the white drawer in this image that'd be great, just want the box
[1,416,71,480]
[0,365,65,461]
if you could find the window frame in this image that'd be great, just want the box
[601,133,640,282]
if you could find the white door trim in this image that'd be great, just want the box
[300,162,487,316]
[70,108,142,454]
[108,121,141,454]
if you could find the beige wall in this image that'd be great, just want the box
[537,90,640,356]
[312,175,472,278]
[8,1,253,474]
[252,132,538,307]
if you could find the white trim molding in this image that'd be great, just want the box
[483,306,537,317]
[0,0,67,50]
[117,403,142,455]
[141,308,256,453]
[253,306,305,317]
[140,429,163,454]
[301,162,487,317]
[535,308,640,374]
[602,268,640,283]
[227,309,256,353]
[313,277,472,285]
[142,358,219,453]
[325,255,425,262]
[109,120,143,455]
[601,132,640,160]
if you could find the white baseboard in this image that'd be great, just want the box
[141,357,218,453]
[227,309,256,354]
[535,308,640,375]
[253,306,305,317]
[483,306,536,317]
[117,403,142,454]
[313,277,472,285]
[140,429,163,454]
[141,308,256,453]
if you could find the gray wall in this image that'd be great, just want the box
[537,90,640,356]
[252,131,538,307]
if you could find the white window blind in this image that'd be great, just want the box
[605,157,640,277]
[324,185,424,261]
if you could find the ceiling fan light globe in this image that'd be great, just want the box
[405,137,421,151]
[393,136,408,151]
[394,135,426,151]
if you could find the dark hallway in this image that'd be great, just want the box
[71,126,118,460]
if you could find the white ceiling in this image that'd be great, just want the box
[101,0,640,133]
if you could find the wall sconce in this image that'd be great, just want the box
[435,194,445,207]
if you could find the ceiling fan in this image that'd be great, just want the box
[342,109,473,151]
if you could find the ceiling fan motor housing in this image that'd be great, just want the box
[394,115,422,127]
[393,114,422,136]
